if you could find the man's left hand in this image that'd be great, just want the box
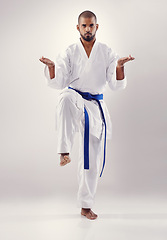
[117,55,135,67]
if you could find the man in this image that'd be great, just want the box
[39,10,134,220]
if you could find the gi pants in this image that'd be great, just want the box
[56,88,103,208]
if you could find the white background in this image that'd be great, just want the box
[0,0,167,201]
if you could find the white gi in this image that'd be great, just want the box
[44,39,127,208]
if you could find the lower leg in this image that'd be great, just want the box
[77,133,102,216]
[56,91,83,158]
[60,153,69,156]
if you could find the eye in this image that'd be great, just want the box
[90,24,94,27]
[82,24,86,27]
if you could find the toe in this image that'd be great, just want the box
[86,211,97,220]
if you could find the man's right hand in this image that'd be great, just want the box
[39,56,55,68]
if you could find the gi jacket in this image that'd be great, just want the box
[44,39,127,139]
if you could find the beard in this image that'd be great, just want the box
[80,32,96,42]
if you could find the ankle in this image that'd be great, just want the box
[60,153,69,156]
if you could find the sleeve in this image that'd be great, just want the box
[44,49,72,90]
[106,48,127,91]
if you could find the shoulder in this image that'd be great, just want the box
[97,42,116,56]
[66,43,78,53]
[97,42,111,50]
[97,42,119,66]
[57,43,78,60]
[98,41,116,56]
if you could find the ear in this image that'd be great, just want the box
[76,25,80,32]
[96,24,99,31]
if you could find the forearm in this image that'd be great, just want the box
[116,65,124,80]
[48,65,55,79]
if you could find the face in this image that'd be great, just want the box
[77,17,99,42]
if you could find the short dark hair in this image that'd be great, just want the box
[78,10,97,24]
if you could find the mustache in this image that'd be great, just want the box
[85,32,92,35]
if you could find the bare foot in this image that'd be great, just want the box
[60,154,71,166]
[81,208,98,220]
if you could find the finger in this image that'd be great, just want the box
[125,57,134,61]
[121,57,129,61]
[124,57,130,62]
[39,58,45,62]
[39,59,47,64]
[129,55,135,60]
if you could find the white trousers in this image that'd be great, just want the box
[56,88,103,208]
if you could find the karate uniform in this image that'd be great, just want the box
[44,39,127,208]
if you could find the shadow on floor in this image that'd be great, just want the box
[99,213,167,219]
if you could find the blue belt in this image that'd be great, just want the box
[68,87,106,177]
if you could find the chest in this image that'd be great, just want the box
[84,47,92,58]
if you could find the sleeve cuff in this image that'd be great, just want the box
[115,75,127,90]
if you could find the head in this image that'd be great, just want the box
[77,10,99,42]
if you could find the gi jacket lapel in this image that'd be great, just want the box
[77,39,99,79]
[77,38,98,62]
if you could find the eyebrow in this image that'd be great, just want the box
[81,23,95,26]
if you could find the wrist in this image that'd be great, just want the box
[48,63,55,69]
[117,64,124,68]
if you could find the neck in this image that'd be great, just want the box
[80,37,96,49]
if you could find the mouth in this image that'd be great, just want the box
[85,33,91,36]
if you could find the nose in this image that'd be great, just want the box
[86,26,90,32]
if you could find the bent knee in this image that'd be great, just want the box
[58,89,84,110]
[58,89,77,104]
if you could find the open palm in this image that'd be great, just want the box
[117,55,135,67]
